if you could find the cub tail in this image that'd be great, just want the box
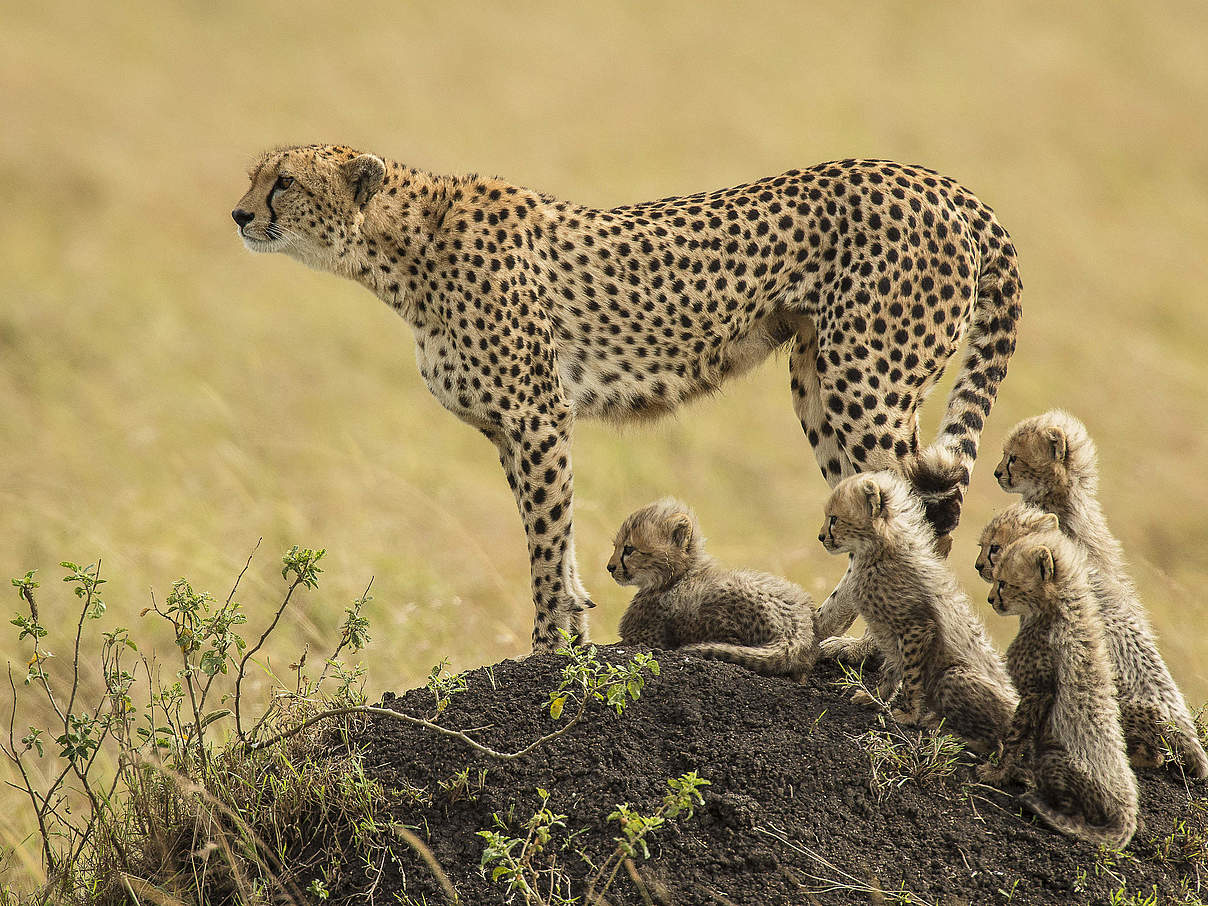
[1018,792,1137,850]
[683,634,818,684]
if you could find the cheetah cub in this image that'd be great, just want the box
[976,502,1203,773]
[996,411,1208,778]
[974,503,1059,584]
[818,472,1017,753]
[609,499,819,682]
[985,531,1139,849]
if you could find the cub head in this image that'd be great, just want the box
[988,530,1082,618]
[975,504,1059,583]
[819,471,922,555]
[994,410,1097,502]
[607,498,705,591]
[232,144,387,268]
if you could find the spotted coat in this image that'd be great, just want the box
[233,145,1022,651]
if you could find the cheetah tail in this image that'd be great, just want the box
[919,247,1023,534]
[1018,792,1137,850]
[903,445,966,542]
[681,638,818,683]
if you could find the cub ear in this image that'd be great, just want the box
[1035,545,1056,583]
[860,477,883,519]
[1038,512,1060,532]
[669,514,693,550]
[342,154,386,207]
[1044,426,1068,463]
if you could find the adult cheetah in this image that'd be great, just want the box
[232,145,1022,651]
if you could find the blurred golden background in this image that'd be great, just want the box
[2,0,1207,879]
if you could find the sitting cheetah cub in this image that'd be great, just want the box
[974,503,1059,584]
[985,531,1138,849]
[818,472,1017,753]
[609,499,819,682]
[996,411,1208,778]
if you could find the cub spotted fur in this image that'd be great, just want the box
[818,472,1017,753]
[985,531,1139,849]
[996,411,1208,778]
[609,499,818,682]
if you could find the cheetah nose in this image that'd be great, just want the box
[817,534,826,543]
[606,562,617,574]
[993,467,1004,481]
[232,208,255,229]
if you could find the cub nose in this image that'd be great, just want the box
[817,533,826,543]
[606,562,617,574]
[993,467,1004,480]
[231,208,255,228]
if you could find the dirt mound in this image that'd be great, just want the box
[354,647,1206,905]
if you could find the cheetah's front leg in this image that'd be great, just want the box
[493,408,593,653]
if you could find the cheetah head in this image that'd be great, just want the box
[608,498,705,591]
[988,529,1078,618]
[232,144,387,269]
[994,410,1097,503]
[819,471,923,555]
[975,504,1059,583]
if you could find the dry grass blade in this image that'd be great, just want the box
[392,824,460,905]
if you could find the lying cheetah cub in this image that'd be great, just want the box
[818,472,1017,753]
[985,531,1139,848]
[609,499,818,682]
[996,411,1208,778]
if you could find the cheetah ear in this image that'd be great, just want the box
[1038,513,1060,533]
[669,514,693,550]
[341,154,386,208]
[1044,427,1068,463]
[1035,546,1056,583]
[860,477,883,519]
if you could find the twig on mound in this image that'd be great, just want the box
[242,696,590,760]
[755,823,936,906]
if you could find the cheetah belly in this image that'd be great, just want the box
[560,312,795,420]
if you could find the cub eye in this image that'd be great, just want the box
[275,175,294,190]
[989,543,1001,556]
[622,545,635,557]
[828,515,837,529]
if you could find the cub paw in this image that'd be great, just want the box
[850,689,880,708]
[890,707,923,727]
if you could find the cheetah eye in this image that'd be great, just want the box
[989,543,1001,556]
[622,545,635,557]
[275,175,295,191]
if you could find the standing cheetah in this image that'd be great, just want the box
[233,145,1022,651]
[984,531,1139,849]
[818,471,1017,753]
[609,498,818,682]
[996,411,1208,778]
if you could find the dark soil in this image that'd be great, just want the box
[349,648,1207,906]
